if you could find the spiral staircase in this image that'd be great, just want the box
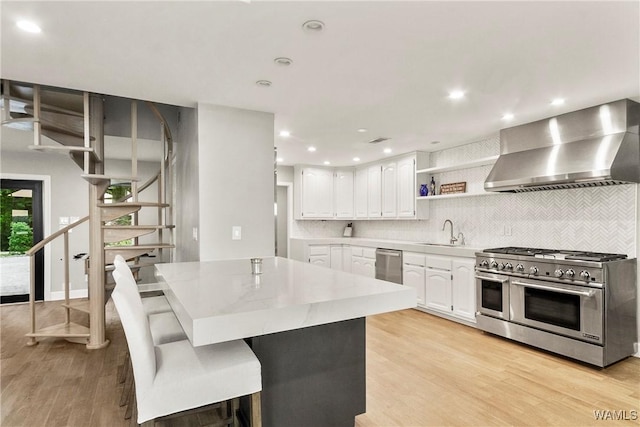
[1,80,175,349]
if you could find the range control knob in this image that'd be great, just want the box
[497,263,505,271]
[565,269,575,278]
[480,260,489,268]
[490,261,498,269]
[529,266,539,275]
[515,264,525,273]
[554,269,564,278]
[580,270,591,281]
[504,263,513,271]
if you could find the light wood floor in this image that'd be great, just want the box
[1,301,638,427]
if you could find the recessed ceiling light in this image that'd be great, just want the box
[302,20,325,32]
[448,90,465,100]
[551,98,565,106]
[17,20,41,33]
[357,128,368,133]
[383,148,392,154]
[276,157,284,163]
[274,57,293,66]
[353,157,360,162]
[323,161,331,165]
[279,130,291,137]
[502,113,514,121]
[308,146,316,152]
[256,80,272,87]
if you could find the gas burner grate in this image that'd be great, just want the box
[482,247,627,262]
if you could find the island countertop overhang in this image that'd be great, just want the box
[155,257,416,346]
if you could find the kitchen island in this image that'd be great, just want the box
[155,257,415,427]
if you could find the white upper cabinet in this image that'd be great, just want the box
[294,151,428,220]
[397,155,415,218]
[334,170,354,218]
[381,162,397,218]
[367,165,382,217]
[299,167,334,218]
[354,167,368,218]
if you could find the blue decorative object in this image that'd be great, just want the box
[420,184,428,197]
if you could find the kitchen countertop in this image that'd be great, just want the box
[290,237,483,258]
[155,257,416,346]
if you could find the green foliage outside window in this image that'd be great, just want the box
[1,189,33,251]
[8,222,33,254]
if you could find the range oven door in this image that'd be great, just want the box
[509,279,604,344]
[475,272,510,320]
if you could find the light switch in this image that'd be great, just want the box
[192,227,198,241]
[232,226,242,240]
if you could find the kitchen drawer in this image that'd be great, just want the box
[308,245,329,256]
[403,252,425,266]
[351,246,363,257]
[363,248,377,259]
[425,255,451,271]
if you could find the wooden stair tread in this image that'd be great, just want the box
[99,202,169,208]
[26,322,90,338]
[81,174,139,185]
[103,225,172,243]
[28,144,93,153]
[102,225,174,229]
[105,243,174,250]
[61,299,90,314]
[104,261,165,271]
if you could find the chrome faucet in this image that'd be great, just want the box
[442,219,457,245]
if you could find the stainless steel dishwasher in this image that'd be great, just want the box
[375,248,403,284]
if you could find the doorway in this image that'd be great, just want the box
[276,183,292,258]
[0,179,44,303]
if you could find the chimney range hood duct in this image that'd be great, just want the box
[484,99,640,192]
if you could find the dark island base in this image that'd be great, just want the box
[240,317,366,427]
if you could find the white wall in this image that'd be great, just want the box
[196,104,275,260]
[174,106,200,262]
[277,165,294,184]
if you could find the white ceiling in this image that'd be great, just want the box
[2,1,639,167]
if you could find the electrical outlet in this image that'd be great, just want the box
[192,227,198,241]
[505,225,512,236]
[232,226,242,240]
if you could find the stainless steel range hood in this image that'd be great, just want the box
[485,99,640,192]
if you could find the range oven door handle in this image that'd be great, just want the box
[475,275,509,284]
[511,281,596,298]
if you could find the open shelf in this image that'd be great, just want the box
[416,191,501,201]
[416,155,498,174]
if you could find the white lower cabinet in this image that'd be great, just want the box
[330,245,343,271]
[307,245,330,267]
[402,252,426,306]
[405,252,476,324]
[351,246,376,278]
[342,245,352,273]
[451,258,476,322]
[424,267,452,312]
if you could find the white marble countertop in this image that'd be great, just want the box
[290,237,483,258]
[155,257,416,346]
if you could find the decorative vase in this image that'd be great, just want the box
[420,184,428,197]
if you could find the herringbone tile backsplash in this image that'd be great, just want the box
[291,135,638,257]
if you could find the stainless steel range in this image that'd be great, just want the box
[475,247,637,367]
